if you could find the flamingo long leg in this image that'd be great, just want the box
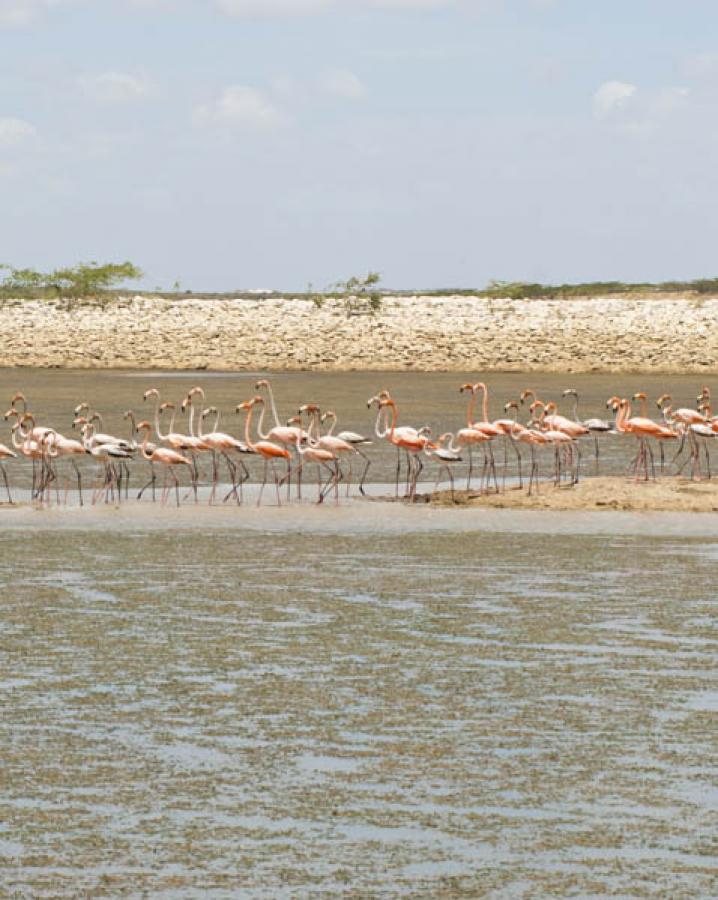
[0,463,12,504]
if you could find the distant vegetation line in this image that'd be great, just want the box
[2,262,718,303]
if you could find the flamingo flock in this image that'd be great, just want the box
[1,381,716,507]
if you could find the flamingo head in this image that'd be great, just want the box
[255,379,269,391]
[459,383,474,394]
[159,401,174,413]
[562,388,577,398]
[189,386,205,398]
[10,392,26,408]
[236,400,253,414]
[520,389,535,405]
[632,391,647,401]
[320,410,336,423]
[143,388,159,402]
[72,416,88,429]
[504,400,518,412]
[74,401,89,415]
[287,416,301,426]
[200,406,216,419]
[136,420,151,431]
[3,408,19,421]
[123,409,134,421]
[606,395,621,410]
[473,382,486,393]
[656,393,671,409]
[544,402,557,413]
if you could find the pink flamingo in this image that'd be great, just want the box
[236,397,292,506]
[320,409,372,495]
[608,396,674,481]
[503,400,548,495]
[0,440,16,503]
[425,433,463,500]
[197,405,253,504]
[255,380,309,498]
[529,401,577,485]
[459,383,500,491]
[135,420,193,506]
[287,415,341,503]
[377,396,429,501]
[299,404,368,497]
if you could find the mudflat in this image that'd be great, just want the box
[430,476,718,512]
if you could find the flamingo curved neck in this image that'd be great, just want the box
[373,405,387,438]
[264,383,280,429]
[255,401,270,440]
[139,428,153,461]
[150,394,170,441]
[186,402,196,438]
[243,406,258,452]
[570,394,579,423]
[465,390,477,427]
[385,401,398,441]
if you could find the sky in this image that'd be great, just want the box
[1,0,718,291]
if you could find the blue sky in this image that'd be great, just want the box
[1,0,717,290]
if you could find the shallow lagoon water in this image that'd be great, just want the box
[1,371,717,896]
[1,503,717,896]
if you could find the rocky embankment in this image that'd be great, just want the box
[1,294,717,372]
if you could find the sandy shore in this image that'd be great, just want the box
[1,292,718,372]
[429,476,718,512]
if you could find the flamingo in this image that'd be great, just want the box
[320,409,372,495]
[73,406,135,498]
[135,420,193,506]
[78,422,133,504]
[124,409,160,502]
[529,401,577,486]
[607,396,674,481]
[299,404,368,497]
[562,388,612,472]
[425,433,462,500]
[368,392,429,498]
[236,397,291,507]
[143,391,205,501]
[461,383,501,491]
[654,395,706,480]
[376,396,429,501]
[254,380,308,498]
[503,401,548,496]
[0,440,17,503]
[197,405,253,505]
[287,415,341,504]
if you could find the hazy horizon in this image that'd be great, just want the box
[2,0,717,292]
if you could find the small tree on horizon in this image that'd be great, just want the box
[0,261,143,299]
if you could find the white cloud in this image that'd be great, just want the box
[194,85,284,129]
[216,0,457,15]
[592,80,637,119]
[78,71,152,102]
[682,52,718,81]
[651,86,689,117]
[320,69,367,100]
[216,0,331,15]
[0,117,36,146]
[0,0,74,26]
